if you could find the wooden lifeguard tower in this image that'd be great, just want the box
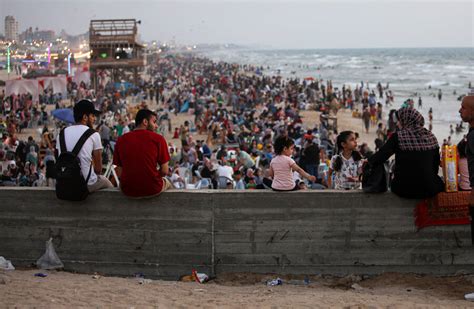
[89,19,145,90]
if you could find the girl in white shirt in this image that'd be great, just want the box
[328,131,363,190]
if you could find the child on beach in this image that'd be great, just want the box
[268,136,316,191]
[327,131,363,190]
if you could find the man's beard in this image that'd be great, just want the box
[147,124,155,132]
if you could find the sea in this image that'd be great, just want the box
[198,47,474,145]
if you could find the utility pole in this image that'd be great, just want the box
[7,43,11,80]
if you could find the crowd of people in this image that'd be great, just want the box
[0,53,470,201]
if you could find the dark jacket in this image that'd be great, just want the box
[368,132,444,199]
[466,128,474,187]
[303,143,320,165]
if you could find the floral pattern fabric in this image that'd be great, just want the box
[330,155,363,190]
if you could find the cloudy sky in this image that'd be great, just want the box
[1,0,473,49]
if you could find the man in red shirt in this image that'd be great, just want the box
[113,109,172,197]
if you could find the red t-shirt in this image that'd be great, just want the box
[113,130,170,197]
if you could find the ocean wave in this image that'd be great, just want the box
[415,63,432,67]
[199,48,470,93]
[425,80,449,87]
[344,64,364,69]
[346,57,365,64]
[436,114,462,123]
[389,61,405,65]
[445,65,471,70]
[324,55,343,59]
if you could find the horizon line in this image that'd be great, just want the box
[192,45,474,50]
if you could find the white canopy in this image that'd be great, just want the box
[73,71,91,86]
[5,79,39,102]
[39,76,68,97]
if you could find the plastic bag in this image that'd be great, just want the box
[192,269,209,283]
[36,238,64,270]
[0,256,15,270]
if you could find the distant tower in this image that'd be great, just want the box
[5,16,19,42]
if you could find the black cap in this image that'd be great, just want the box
[73,99,101,122]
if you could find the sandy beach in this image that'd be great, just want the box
[0,68,380,150]
[2,269,474,307]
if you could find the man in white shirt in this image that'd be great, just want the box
[216,157,234,180]
[57,99,113,192]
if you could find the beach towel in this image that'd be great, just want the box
[414,191,470,230]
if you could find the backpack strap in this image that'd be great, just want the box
[59,129,67,154]
[72,128,96,156]
[85,161,93,184]
[72,128,96,185]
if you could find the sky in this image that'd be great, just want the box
[1,0,473,49]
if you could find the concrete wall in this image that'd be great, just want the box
[1,188,473,279]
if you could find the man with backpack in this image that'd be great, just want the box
[55,99,113,200]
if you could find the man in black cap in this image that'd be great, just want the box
[56,99,113,192]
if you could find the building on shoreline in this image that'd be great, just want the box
[19,27,56,43]
[89,19,145,89]
[4,15,19,42]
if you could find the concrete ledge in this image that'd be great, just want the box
[1,188,473,279]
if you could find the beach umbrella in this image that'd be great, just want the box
[52,108,75,124]
[304,77,315,81]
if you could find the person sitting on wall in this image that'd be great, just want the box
[368,107,444,199]
[113,109,172,198]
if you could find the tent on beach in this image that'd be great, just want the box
[5,79,39,102]
[39,76,68,97]
[73,71,91,86]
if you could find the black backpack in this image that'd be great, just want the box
[362,161,389,193]
[55,128,95,201]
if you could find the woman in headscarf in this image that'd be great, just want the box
[368,107,444,198]
[25,146,38,168]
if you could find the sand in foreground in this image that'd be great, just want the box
[2,270,474,307]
